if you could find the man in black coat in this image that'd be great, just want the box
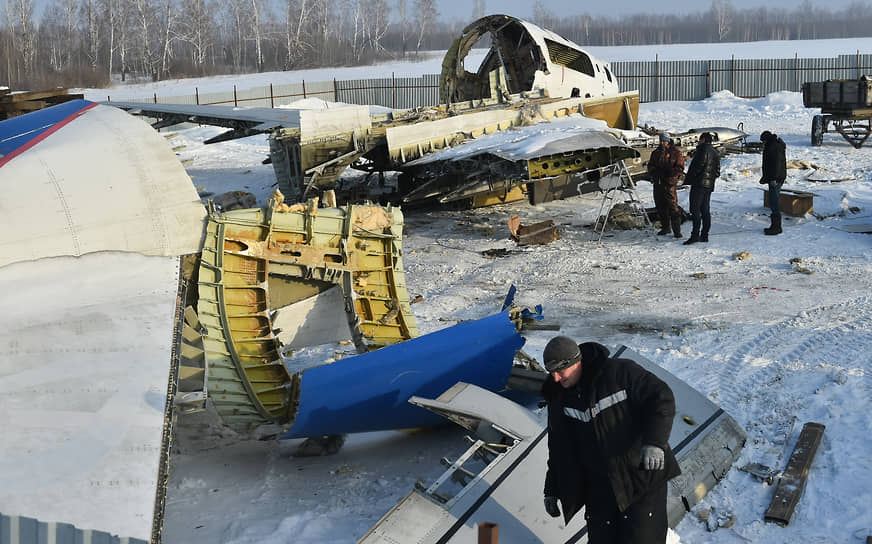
[759,130,787,235]
[683,132,721,245]
[541,336,680,544]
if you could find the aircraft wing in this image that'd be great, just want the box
[104,101,304,141]
[0,99,207,540]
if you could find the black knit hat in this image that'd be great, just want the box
[760,130,773,142]
[543,336,581,372]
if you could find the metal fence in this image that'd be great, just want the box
[613,52,872,102]
[0,512,147,544]
[108,52,872,109]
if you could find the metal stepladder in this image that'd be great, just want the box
[581,160,650,242]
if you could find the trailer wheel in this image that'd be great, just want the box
[811,115,825,147]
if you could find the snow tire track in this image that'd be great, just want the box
[697,296,872,409]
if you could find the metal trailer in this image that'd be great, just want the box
[802,76,872,148]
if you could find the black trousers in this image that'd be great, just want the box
[585,482,668,544]
[688,185,712,238]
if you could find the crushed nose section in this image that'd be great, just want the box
[190,195,418,433]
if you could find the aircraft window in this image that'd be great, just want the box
[605,66,613,82]
[544,38,595,77]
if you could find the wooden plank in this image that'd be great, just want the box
[0,88,70,102]
[0,100,46,112]
[764,422,825,526]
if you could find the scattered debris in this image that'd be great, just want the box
[749,286,789,297]
[691,272,707,279]
[211,190,257,211]
[508,214,560,246]
[764,422,826,526]
[594,202,649,231]
[793,263,813,274]
[410,295,424,304]
[294,434,348,457]
[697,506,737,532]
[481,248,511,258]
[733,251,751,261]
[739,462,777,484]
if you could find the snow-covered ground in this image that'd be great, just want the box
[54,36,870,543]
[142,89,872,544]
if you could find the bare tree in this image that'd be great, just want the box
[85,0,100,70]
[249,0,264,70]
[532,0,556,31]
[8,0,36,80]
[711,0,732,41]
[362,0,389,56]
[177,0,213,72]
[412,0,435,56]
[472,0,484,21]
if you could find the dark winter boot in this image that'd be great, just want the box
[764,215,782,236]
[671,216,682,238]
[683,235,699,245]
[657,221,670,235]
[700,233,709,242]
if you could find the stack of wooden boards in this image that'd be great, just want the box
[0,88,84,120]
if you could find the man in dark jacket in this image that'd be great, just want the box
[683,132,720,245]
[646,134,686,238]
[541,336,680,544]
[759,130,787,235]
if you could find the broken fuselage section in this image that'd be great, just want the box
[266,14,640,207]
[177,194,535,439]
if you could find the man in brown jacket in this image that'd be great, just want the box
[646,134,686,238]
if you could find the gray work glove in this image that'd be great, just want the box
[544,496,561,518]
[641,445,665,470]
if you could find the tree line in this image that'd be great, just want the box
[2,0,871,90]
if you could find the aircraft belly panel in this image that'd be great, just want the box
[282,311,524,438]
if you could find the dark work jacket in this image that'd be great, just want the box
[542,342,681,524]
[646,144,685,186]
[685,142,721,190]
[762,136,787,183]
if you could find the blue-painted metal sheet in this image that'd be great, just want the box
[283,311,525,438]
[0,99,96,165]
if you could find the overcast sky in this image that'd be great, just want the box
[437,0,869,20]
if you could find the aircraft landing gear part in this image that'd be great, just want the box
[811,115,825,147]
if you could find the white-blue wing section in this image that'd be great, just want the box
[0,104,206,268]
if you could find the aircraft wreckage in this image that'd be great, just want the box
[1,98,747,542]
[106,14,748,210]
[101,15,660,208]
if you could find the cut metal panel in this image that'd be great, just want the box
[283,311,524,438]
[272,287,353,348]
[298,105,371,141]
[361,346,746,544]
[0,101,207,268]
